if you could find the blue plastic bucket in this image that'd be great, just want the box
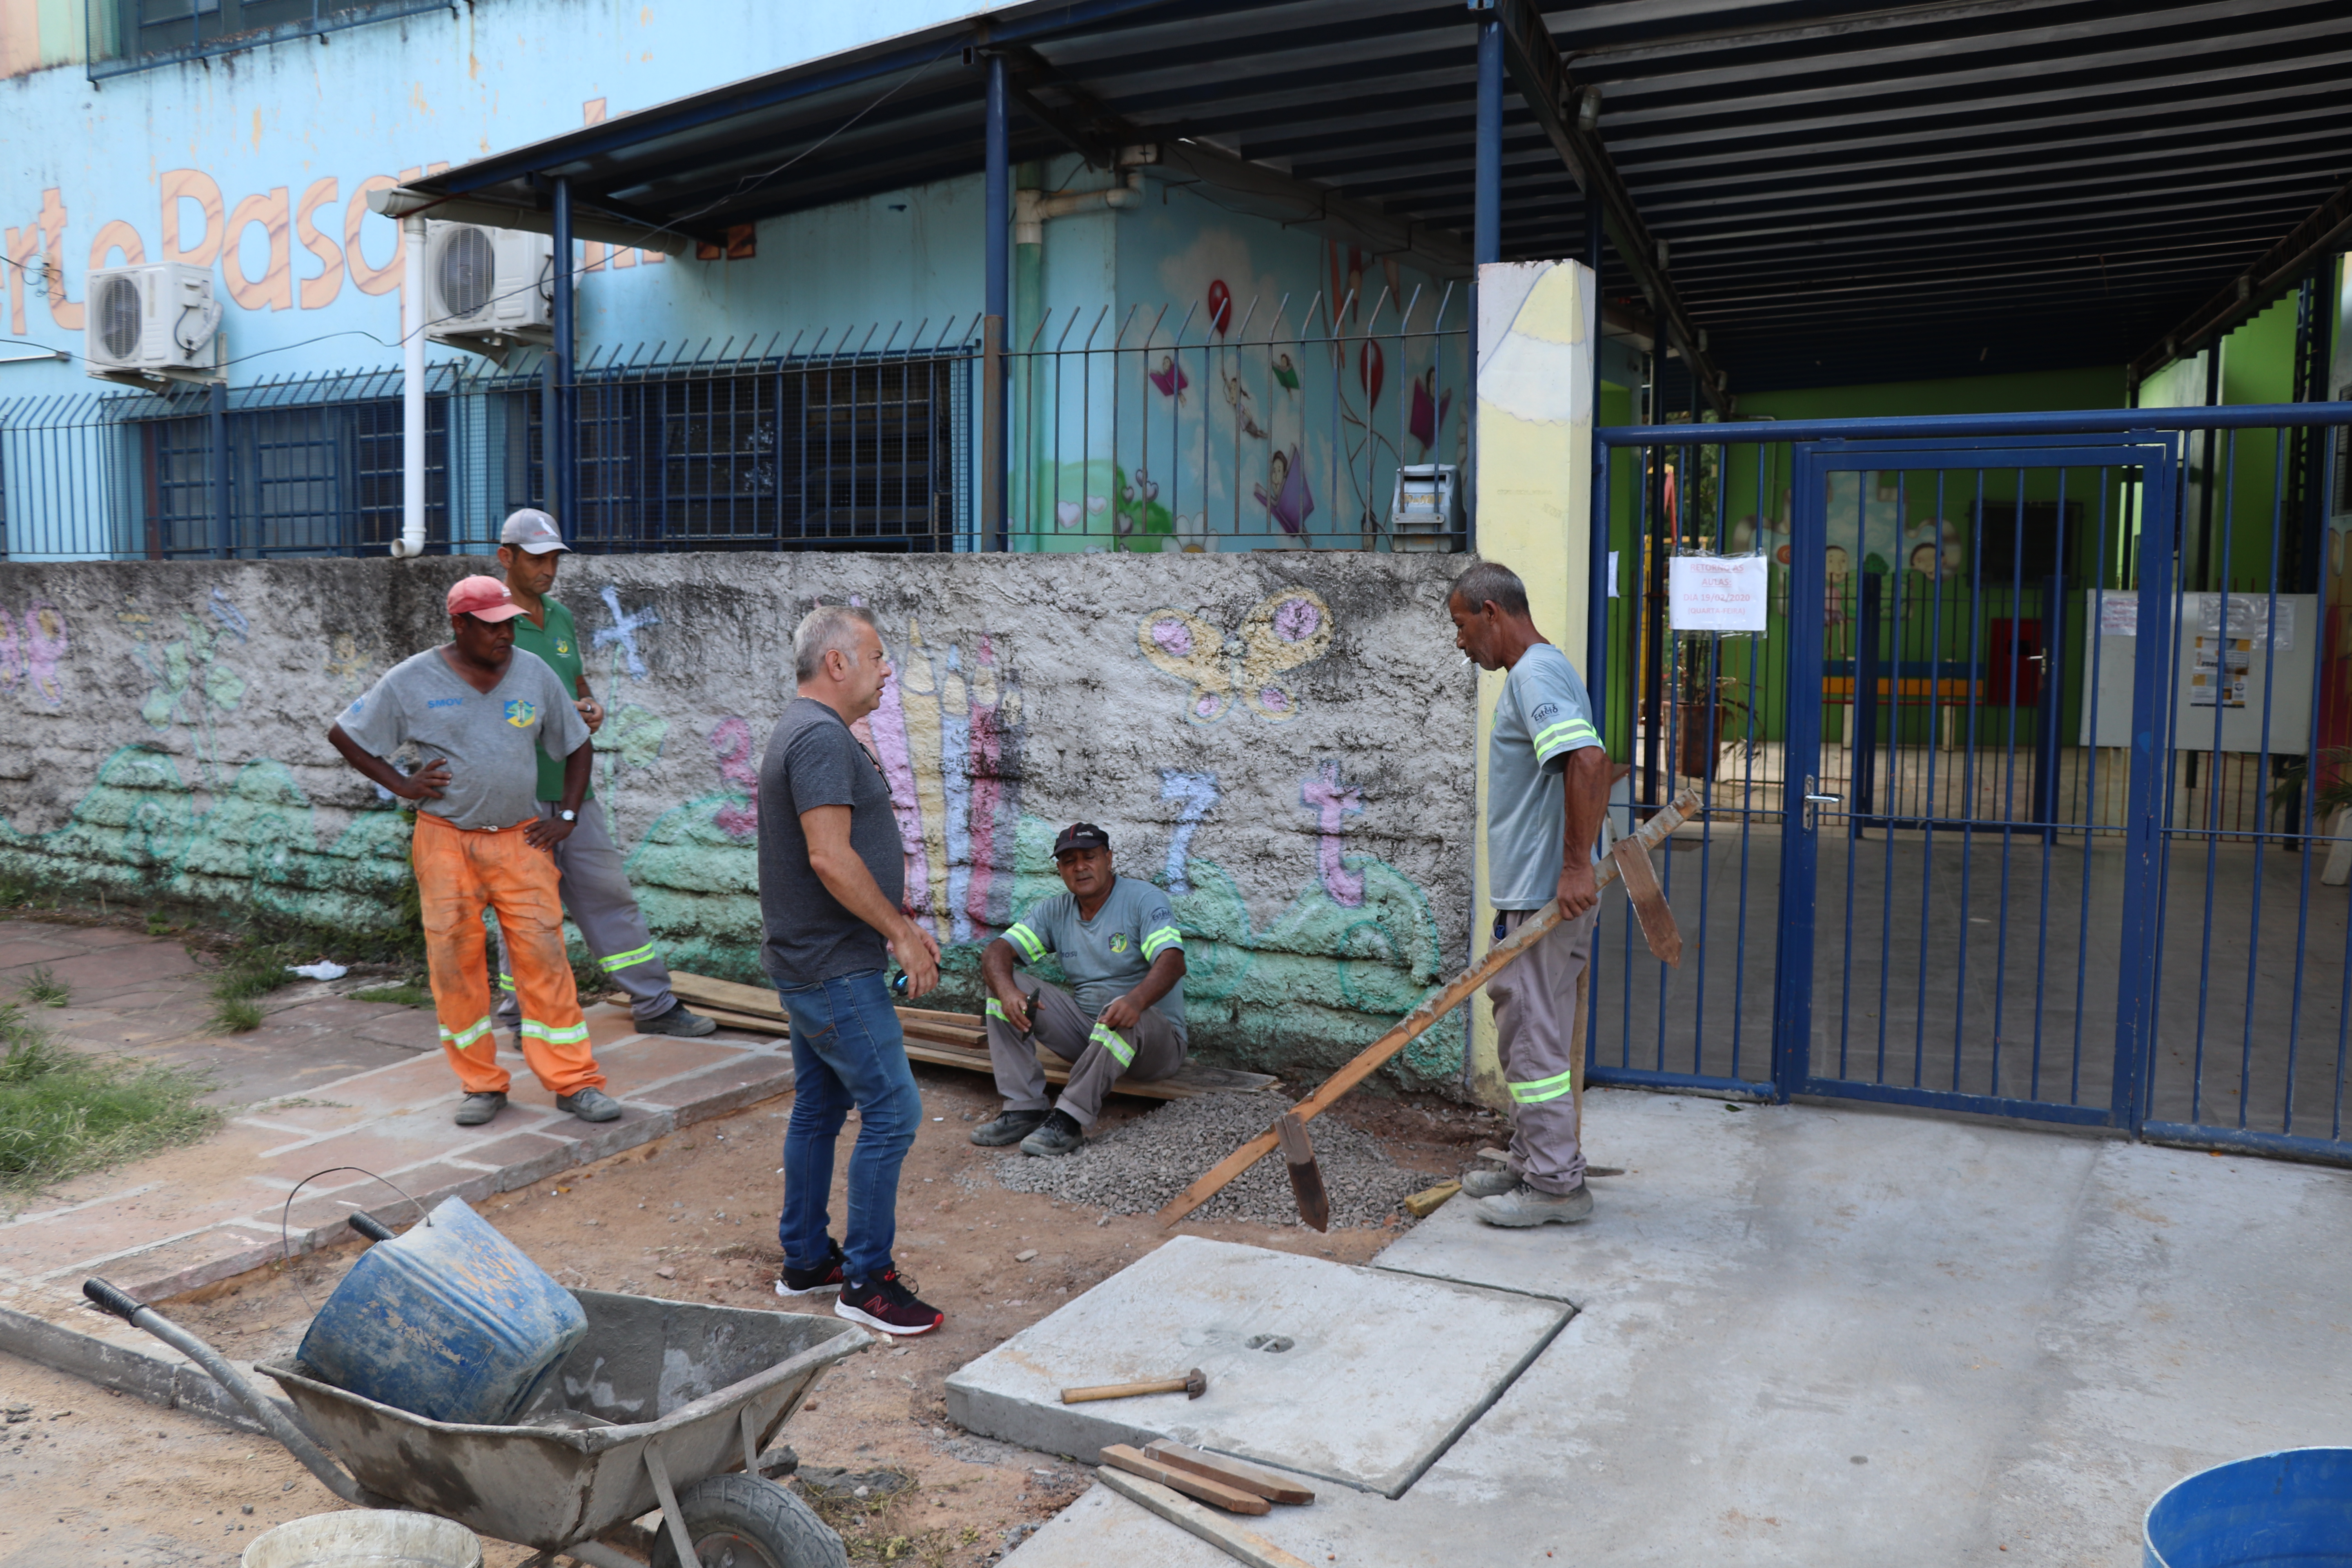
[295,1196,587,1427]
[2144,1448,2352,1568]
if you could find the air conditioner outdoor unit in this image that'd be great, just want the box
[425,223,554,358]
[84,263,222,383]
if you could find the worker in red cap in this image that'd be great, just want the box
[327,575,621,1127]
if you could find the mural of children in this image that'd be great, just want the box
[1254,446,1316,535]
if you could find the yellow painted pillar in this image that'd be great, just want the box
[1465,259,1597,1106]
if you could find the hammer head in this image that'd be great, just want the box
[1185,1367,1207,1399]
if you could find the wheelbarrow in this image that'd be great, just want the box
[83,1234,869,1568]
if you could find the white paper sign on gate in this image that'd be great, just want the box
[1667,554,1769,633]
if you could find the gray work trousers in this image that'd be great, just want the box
[1488,906,1597,1194]
[985,973,1185,1126]
[494,797,678,1028]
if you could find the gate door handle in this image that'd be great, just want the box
[1803,792,1841,831]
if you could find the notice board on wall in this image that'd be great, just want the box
[2078,591,2317,754]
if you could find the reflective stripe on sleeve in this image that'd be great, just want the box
[1532,718,1601,760]
[1508,1068,1579,1105]
[1140,925,1185,960]
[439,1015,495,1049]
[520,1019,593,1046]
[599,943,657,972]
[1003,923,1047,963]
[1088,1022,1136,1069]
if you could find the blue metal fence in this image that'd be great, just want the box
[1590,403,2352,1167]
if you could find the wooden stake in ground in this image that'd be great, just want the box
[1154,789,1701,1228]
[1275,1111,1328,1232]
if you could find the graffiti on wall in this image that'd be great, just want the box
[1138,589,1334,724]
[0,601,70,707]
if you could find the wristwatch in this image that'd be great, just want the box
[558,809,577,823]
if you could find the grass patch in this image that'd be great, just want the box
[352,981,432,1008]
[0,1004,220,1199]
[18,966,68,1008]
[207,941,296,1034]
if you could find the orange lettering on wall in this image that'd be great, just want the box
[159,170,226,268]
[223,187,292,312]
[89,220,145,270]
[294,178,343,309]
[2,225,36,337]
[345,174,402,295]
[38,190,82,330]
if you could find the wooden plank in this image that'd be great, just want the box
[1139,1441,1314,1506]
[895,1039,1274,1102]
[695,1005,788,1036]
[1402,1180,1460,1218]
[1093,1469,1313,1568]
[1154,788,1702,1227]
[668,971,784,1018]
[1097,1445,1269,1515]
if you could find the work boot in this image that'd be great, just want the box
[1474,1181,1593,1228]
[1459,1164,1518,1198]
[639,1004,718,1038]
[453,1091,506,1126]
[1018,1109,1086,1158]
[557,1086,624,1123]
[970,1108,1050,1148]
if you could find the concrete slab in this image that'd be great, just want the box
[945,1234,1571,1498]
[1004,1089,2352,1566]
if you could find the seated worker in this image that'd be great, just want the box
[971,824,1187,1156]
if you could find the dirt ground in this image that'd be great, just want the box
[2,1057,1512,1566]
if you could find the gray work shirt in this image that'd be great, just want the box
[1002,876,1187,1035]
[757,697,905,987]
[336,647,587,831]
[1487,642,1603,910]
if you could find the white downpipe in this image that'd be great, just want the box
[1012,167,1145,245]
[392,214,428,559]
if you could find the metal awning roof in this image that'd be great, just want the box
[394,0,2352,397]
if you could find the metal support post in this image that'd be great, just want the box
[208,379,231,559]
[1474,14,1502,268]
[984,53,1010,548]
[394,212,427,558]
[1585,202,1607,722]
[552,174,576,540]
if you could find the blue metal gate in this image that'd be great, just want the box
[1586,405,2352,1167]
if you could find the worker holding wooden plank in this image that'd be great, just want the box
[1448,561,1612,1228]
[971,824,1189,1157]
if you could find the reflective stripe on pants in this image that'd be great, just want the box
[984,973,1186,1125]
[1488,906,1596,1194]
[493,797,678,1027]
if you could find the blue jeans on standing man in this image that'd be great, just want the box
[776,969,922,1286]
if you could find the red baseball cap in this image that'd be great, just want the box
[447,575,525,622]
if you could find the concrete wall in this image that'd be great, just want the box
[0,551,1477,1086]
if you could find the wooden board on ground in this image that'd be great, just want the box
[671,972,1279,1103]
[1097,1445,1269,1515]
[1094,1469,1313,1568]
[1140,1441,1315,1505]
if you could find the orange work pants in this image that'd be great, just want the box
[412,811,604,1097]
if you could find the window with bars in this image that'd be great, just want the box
[548,354,969,553]
[131,396,447,558]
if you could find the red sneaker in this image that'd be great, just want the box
[835,1270,944,1337]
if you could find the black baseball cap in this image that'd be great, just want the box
[1053,822,1111,857]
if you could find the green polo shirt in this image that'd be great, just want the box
[509,595,592,803]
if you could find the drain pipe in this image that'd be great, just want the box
[1011,163,1147,243]
[392,212,428,559]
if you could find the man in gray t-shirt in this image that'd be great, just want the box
[328,575,618,1129]
[972,823,1189,1157]
[1448,561,1609,1229]
[760,605,947,1338]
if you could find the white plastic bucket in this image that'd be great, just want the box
[240,1512,482,1568]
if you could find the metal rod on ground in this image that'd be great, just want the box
[1156,788,1702,1228]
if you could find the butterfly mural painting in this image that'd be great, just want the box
[1138,589,1336,724]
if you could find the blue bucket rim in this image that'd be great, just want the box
[2142,1445,2352,1568]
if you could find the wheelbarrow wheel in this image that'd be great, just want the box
[648,1473,847,1568]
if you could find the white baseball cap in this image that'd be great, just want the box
[499,508,569,554]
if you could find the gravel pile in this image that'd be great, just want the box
[985,1094,1424,1229]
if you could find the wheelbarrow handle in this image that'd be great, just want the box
[81,1277,387,1509]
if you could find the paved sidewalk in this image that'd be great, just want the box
[0,919,791,1354]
